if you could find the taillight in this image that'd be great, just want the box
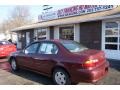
[83,59,99,68]
[0,47,4,51]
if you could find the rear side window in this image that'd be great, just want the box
[38,43,58,54]
[61,41,88,52]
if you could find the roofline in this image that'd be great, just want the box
[12,14,120,32]
[11,6,120,32]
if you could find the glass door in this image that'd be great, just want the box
[103,21,120,59]
[26,32,30,46]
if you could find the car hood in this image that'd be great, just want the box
[73,49,105,65]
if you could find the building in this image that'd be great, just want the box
[12,5,120,60]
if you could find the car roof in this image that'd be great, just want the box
[0,40,9,42]
[0,40,12,45]
[33,39,74,44]
[0,40,11,44]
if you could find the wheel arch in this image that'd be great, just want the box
[51,65,71,78]
[9,56,16,63]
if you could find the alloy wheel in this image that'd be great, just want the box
[55,71,66,85]
[11,59,17,70]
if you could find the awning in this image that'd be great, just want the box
[12,6,120,32]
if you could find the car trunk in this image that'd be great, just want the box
[0,44,16,54]
[74,49,106,69]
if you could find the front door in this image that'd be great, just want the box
[17,42,39,69]
[102,21,120,60]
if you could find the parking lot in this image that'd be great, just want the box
[0,58,120,85]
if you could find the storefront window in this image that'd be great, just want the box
[18,33,22,41]
[105,37,118,43]
[26,32,30,46]
[105,29,118,35]
[59,26,74,40]
[105,22,118,28]
[105,44,117,50]
[37,28,47,40]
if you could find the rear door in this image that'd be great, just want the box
[33,42,58,75]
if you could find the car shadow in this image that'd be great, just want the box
[0,57,8,59]
[10,69,54,85]
[108,59,120,71]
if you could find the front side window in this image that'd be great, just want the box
[24,43,39,54]
[38,43,58,54]
[61,41,88,52]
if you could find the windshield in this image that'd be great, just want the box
[61,41,88,52]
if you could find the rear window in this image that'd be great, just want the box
[0,41,12,45]
[61,40,88,52]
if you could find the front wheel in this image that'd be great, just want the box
[52,68,71,85]
[10,58,19,71]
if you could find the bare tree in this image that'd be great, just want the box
[0,6,32,41]
[10,6,32,27]
[9,6,30,27]
[1,6,32,31]
[0,6,32,39]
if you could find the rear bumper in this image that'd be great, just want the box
[0,51,16,58]
[0,53,8,57]
[71,61,109,83]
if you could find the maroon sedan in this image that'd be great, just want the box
[8,40,109,85]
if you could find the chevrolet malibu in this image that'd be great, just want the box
[9,40,109,85]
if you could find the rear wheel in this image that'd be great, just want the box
[10,58,19,71]
[53,68,71,85]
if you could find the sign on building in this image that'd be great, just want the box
[38,5,117,22]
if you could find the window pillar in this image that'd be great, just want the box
[74,24,80,42]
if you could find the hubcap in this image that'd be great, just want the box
[11,60,16,70]
[55,72,66,85]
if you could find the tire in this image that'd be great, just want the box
[10,58,19,72]
[52,68,71,85]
